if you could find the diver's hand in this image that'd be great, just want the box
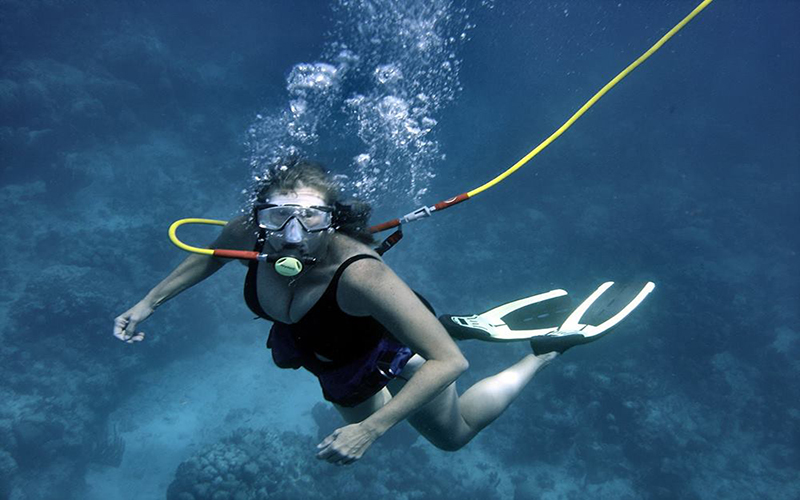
[113,301,154,343]
[316,422,381,465]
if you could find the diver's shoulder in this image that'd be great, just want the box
[331,233,381,261]
[216,214,258,248]
[225,213,253,229]
[332,240,389,313]
[332,235,391,286]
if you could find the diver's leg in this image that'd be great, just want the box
[388,358,472,451]
[456,352,555,433]
[388,352,555,451]
[334,387,391,424]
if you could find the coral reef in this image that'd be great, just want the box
[168,428,499,500]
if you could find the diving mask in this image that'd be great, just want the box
[255,203,334,232]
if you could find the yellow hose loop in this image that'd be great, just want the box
[466,0,714,198]
[168,218,228,256]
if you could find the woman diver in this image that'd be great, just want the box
[113,158,644,465]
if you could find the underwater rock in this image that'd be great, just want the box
[87,423,126,467]
[0,421,16,454]
[0,450,18,499]
[12,419,65,466]
[309,402,339,440]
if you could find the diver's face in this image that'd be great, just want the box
[261,187,333,257]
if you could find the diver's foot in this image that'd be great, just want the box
[526,350,558,376]
[534,350,558,365]
[529,331,592,356]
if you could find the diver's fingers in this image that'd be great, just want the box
[126,332,145,343]
[317,429,340,450]
[113,316,130,341]
[316,444,338,460]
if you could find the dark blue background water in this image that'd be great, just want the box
[1,1,798,499]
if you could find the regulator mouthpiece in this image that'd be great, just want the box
[274,256,303,277]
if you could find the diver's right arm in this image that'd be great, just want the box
[113,215,255,343]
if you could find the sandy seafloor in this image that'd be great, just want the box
[1,1,798,499]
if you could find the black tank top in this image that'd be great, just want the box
[244,251,387,364]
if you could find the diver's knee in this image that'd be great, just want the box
[426,433,470,452]
[433,441,464,452]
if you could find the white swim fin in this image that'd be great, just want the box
[440,281,655,355]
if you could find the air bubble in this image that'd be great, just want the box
[245,0,480,205]
[374,64,403,85]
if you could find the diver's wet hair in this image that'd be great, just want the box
[253,157,375,245]
[255,157,337,203]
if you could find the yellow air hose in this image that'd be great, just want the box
[169,218,225,256]
[170,218,262,260]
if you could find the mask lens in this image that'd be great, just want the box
[296,207,331,231]
[258,206,294,230]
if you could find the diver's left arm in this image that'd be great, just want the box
[317,258,468,463]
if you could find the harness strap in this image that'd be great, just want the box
[244,229,272,321]
[375,228,403,256]
[326,254,381,303]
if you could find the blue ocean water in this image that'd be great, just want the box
[1,0,798,499]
